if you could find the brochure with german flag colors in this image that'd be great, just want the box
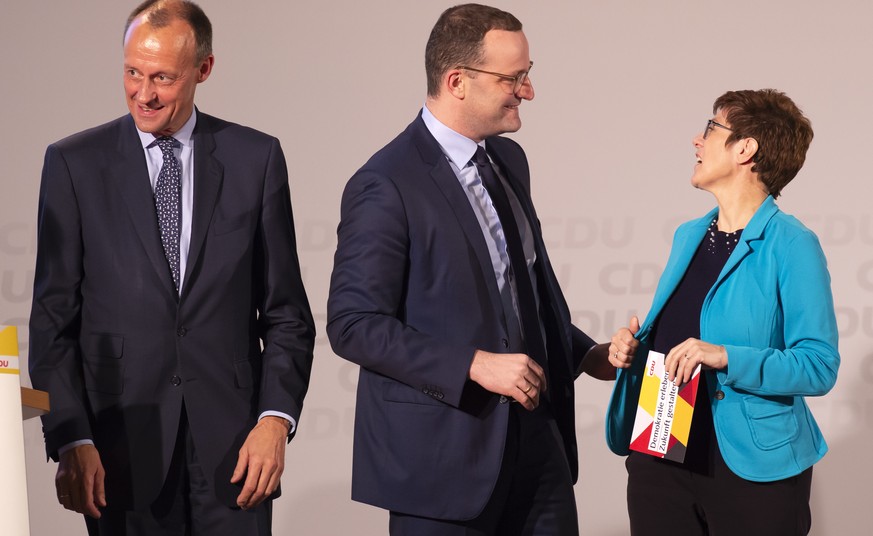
[628,350,701,462]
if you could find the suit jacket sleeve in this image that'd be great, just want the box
[29,144,92,459]
[715,229,839,396]
[253,138,315,433]
[326,169,478,408]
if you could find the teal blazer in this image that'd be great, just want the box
[605,196,839,482]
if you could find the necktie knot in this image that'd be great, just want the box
[472,145,490,168]
[155,136,178,157]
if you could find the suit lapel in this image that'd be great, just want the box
[410,118,505,322]
[110,116,177,298]
[183,112,224,298]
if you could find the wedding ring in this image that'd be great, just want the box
[523,384,532,394]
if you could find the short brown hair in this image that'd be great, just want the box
[124,0,213,64]
[425,4,522,97]
[714,89,813,198]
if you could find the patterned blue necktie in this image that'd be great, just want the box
[154,136,182,292]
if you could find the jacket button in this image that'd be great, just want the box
[499,395,509,404]
[170,375,182,386]
[177,327,187,337]
[715,390,725,400]
[501,338,509,348]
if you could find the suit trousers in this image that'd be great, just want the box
[85,407,272,536]
[389,402,578,536]
[626,449,812,536]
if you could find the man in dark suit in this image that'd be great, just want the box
[327,4,612,535]
[28,1,314,534]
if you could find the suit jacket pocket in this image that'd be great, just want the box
[82,333,123,359]
[382,380,446,406]
[743,396,798,450]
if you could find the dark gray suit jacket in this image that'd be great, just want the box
[29,111,315,509]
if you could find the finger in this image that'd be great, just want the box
[629,315,641,334]
[94,468,107,508]
[237,465,259,508]
[526,358,546,386]
[674,351,693,385]
[251,460,278,507]
[264,459,284,498]
[512,388,536,410]
[81,470,100,518]
[664,348,681,382]
[230,449,248,484]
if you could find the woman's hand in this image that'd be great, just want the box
[665,338,728,385]
[608,316,641,369]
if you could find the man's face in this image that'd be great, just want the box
[123,17,213,136]
[461,30,534,141]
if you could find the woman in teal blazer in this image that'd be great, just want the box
[605,90,839,536]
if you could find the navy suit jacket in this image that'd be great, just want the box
[327,115,595,520]
[29,111,315,509]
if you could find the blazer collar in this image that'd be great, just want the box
[643,196,780,335]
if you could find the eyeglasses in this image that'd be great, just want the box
[457,61,533,95]
[703,119,733,140]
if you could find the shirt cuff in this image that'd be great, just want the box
[58,439,95,457]
[258,411,296,436]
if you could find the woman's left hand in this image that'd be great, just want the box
[665,339,728,385]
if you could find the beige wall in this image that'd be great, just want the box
[2,1,870,534]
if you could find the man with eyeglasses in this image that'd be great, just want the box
[327,4,612,534]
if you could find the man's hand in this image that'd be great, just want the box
[56,444,106,518]
[231,416,289,510]
[469,350,546,410]
[608,316,641,369]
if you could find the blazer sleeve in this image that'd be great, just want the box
[716,229,840,396]
[29,144,93,459]
[253,138,315,435]
[326,169,478,408]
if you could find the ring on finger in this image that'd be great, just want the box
[523,384,533,394]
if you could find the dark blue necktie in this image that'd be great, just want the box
[472,146,547,369]
[154,136,182,292]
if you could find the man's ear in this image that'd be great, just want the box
[197,55,215,83]
[445,69,465,99]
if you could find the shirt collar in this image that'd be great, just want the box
[421,105,485,168]
[135,109,198,149]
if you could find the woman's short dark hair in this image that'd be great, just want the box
[714,89,813,198]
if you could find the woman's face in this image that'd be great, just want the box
[691,109,736,192]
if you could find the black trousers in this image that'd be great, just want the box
[626,449,813,536]
[389,402,578,536]
[85,408,272,536]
